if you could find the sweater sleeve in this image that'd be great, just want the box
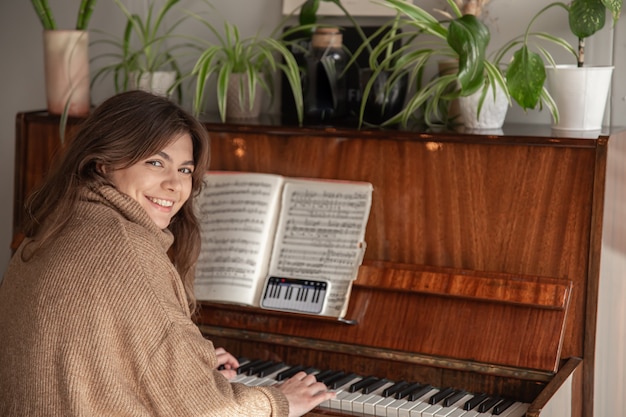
[141,319,290,417]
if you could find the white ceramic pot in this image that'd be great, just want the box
[43,30,90,117]
[129,71,177,98]
[545,65,614,131]
[457,82,509,130]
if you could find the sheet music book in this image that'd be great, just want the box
[194,171,373,318]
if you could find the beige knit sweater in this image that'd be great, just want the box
[0,185,289,416]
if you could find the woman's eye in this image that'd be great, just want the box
[147,160,163,167]
[180,167,193,175]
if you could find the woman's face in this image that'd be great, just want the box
[107,133,195,229]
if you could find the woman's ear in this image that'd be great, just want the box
[96,163,107,174]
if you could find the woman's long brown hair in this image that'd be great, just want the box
[23,90,211,313]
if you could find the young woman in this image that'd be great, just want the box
[0,90,334,416]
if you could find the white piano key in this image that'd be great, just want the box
[374,396,399,416]
[434,394,474,417]
[407,388,441,417]
[341,391,365,413]
[363,386,395,416]
[326,390,354,410]
[231,375,258,385]
[320,375,362,409]
[386,398,410,417]
[247,377,273,386]
[397,392,435,417]
[351,381,395,414]
[422,403,445,417]
[447,408,469,417]
[393,387,439,417]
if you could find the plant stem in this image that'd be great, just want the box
[76,0,97,30]
[31,0,56,30]
[577,37,584,67]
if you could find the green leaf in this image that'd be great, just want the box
[299,0,319,26]
[447,14,489,95]
[569,0,606,39]
[603,0,623,21]
[384,0,447,39]
[506,47,546,110]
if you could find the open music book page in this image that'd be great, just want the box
[194,171,373,318]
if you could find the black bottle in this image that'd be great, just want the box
[303,27,348,124]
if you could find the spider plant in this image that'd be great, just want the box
[91,0,189,101]
[187,4,305,123]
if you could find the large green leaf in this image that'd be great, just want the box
[506,46,546,110]
[447,14,489,95]
[569,0,606,38]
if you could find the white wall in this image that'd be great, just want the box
[0,1,625,415]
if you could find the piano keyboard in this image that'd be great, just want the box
[260,277,327,314]
[229,359,530,417]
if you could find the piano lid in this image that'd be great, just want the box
[198,261,573,377]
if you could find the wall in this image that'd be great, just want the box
[0,2,624,414]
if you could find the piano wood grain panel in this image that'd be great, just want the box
[357,263,571,309]
[206,129,594,363]
[198,262,571,373]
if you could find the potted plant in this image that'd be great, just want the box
[31,0,97,119]
[187,4,305,123]
[496,0,622,131]
[369,0,506,129]
[91,0,190,101]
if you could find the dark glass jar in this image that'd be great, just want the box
[303,27,348,124]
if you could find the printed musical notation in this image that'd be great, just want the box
[194,172,372,318]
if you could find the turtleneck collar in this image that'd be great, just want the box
[81,185,175,252]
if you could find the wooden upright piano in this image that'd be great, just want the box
[13,112,626,417]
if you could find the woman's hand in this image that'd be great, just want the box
[277,371,336,417]
[215,347,239,380]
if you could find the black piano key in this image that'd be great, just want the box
[478,397,503,413]
[258,362,286,377]
[349,375,379,393]
[313,369,336,382]
[303,367,318,375]
[247,360,276,376]
[493,399,516,415]
[407,384,434,401]
[362,378,390,394]
[395,382,423,399]
[443,390,467,407]
[276,365,305,381]
[237,358,266,375]
[382,380,409,397]
[464,393,489,410]
[318,371,345,385]
[429,387,456,404]
[330,372,360,390]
